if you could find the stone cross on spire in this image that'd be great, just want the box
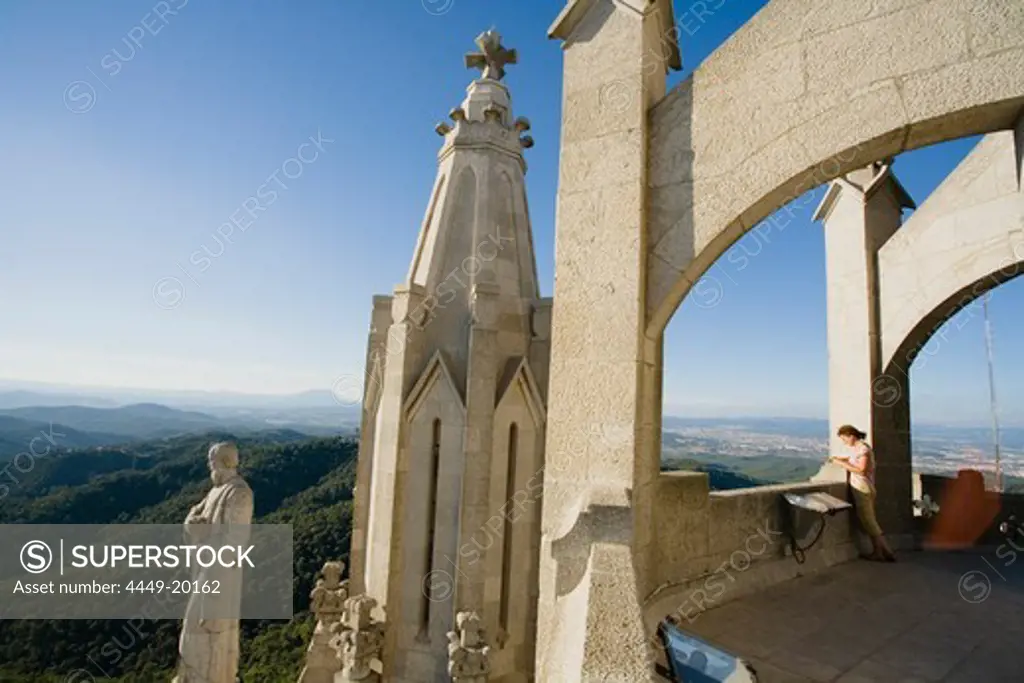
[464,29,517,82]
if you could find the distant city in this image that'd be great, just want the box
[662,416,1024,482]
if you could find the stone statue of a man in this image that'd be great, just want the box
[172,441,254,683]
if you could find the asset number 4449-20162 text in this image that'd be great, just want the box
[125,579,221,594]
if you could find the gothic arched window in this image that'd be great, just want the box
[422,418,443,633]
[499,422,518,635]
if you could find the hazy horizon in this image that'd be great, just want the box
[1,376,1019,429]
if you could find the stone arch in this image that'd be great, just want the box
[880,129,1024,379]
[645,0,1024,337]
[887,268,1024,381]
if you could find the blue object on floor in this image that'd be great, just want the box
[657,620,759,682]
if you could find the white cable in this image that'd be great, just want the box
[982,291,1002,492]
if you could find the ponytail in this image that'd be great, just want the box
[837,424,867,441]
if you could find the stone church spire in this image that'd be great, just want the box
[407,28,538,306]
[348,29,551,683]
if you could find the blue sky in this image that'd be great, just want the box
[0,0,1020,426]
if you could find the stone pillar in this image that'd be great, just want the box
[455,282,502,615]
[540,1,677,680]
[813,162,916,541]
[298,562,349,683]
[873,368,913,543]
[364,284,428,604]
[351,296,394,596]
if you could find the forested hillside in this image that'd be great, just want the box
[0,415,125,462]
[0,433,358,683]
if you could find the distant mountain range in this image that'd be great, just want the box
[0,400,358,462]
[0,390,121,410]
[0,403,225,439]
[0,415,124,460]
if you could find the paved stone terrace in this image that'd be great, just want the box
[682,550,1024,682]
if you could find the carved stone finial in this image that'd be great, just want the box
[311,561,348,623]
[447,611,491,683]
[330,595,385,682]
[483,105,503,123]
[464,29,517,82]
[298,561,350,683]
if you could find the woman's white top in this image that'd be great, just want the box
[848,441,875,494]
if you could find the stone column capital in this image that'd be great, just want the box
[549,0,683,73]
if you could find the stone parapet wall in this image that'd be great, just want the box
[645,474,858,629]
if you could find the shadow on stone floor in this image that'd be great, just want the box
[678,550,1024,682]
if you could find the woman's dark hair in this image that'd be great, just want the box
[837,424,867,440]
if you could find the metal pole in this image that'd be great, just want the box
[982,291,1002,492]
